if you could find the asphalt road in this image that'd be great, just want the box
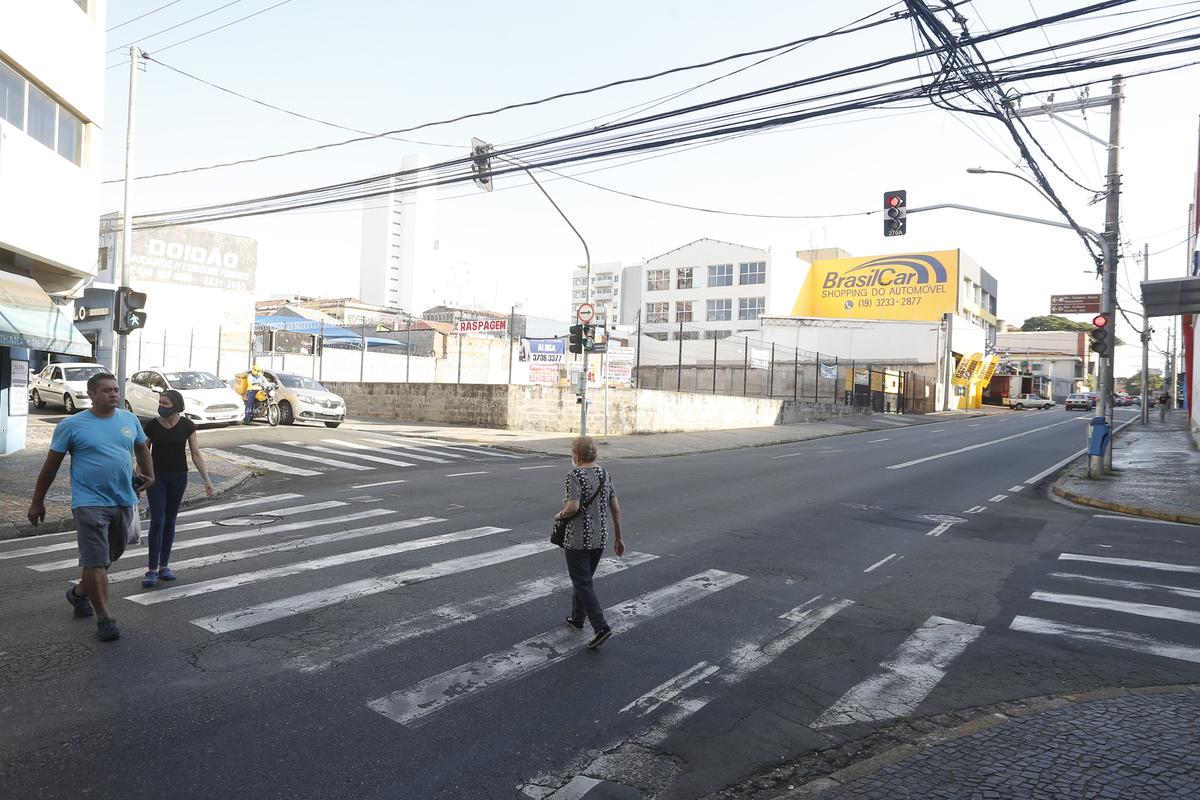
[4,406,1196,800]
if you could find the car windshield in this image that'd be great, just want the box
[275,373,327,391]
[164,371,227,390]
[63,366,111,382]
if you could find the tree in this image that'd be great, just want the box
[1020,315,1124,346]
[1119,373,1163,396]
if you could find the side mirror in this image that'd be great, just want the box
[151,387,162,394]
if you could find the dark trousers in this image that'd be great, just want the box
[147,471,188,569]
[565,547,608,633]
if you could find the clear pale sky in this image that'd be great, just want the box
[100,0,1200,379]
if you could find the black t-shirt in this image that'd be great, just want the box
[142,416,197,475]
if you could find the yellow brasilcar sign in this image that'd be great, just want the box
[792,250,960,321]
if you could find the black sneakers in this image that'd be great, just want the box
[565,617,584,631]
[66,586,93,618]
[96,617,120,642]
[587,627,613,649]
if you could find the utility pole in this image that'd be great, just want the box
[1100,76,1124,470]
[1141,243,1150,424]
[116,46,140,406]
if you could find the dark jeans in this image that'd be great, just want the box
[565,547,608,633]
[147,471,188,570]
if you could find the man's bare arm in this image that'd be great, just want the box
[27,451,66,525]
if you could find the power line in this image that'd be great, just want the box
[148,0,297,55]
[107,0,248,54]
[107,0,190,32]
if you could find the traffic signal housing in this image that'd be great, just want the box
[582,324,595,352]
[883,190,907,237]
[1089,312,1112,357]
[568,324,583,354]
[114,287,148,335]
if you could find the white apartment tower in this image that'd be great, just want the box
[569,261,622,328]
[359,153,437,312]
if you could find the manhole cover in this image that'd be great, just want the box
[920,514,967,525]
[214,515,278,527]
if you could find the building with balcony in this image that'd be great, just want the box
[0,0,105,453]
[569,262,622,329]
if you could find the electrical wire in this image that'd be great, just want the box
[146,0,296,55]
[107,0,248,54]
[107,0,190,33]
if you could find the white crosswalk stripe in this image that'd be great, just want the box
[376,434,525,459]
[367,569,748,726]
[240,444,374,471]
[1010,616,1200,664]
[282,441,417,467]
[192,539,554,634]
[204,448,322,476]
[176,493,305,519]
[1031,591,1200,626]
[812,616,983,728]
[356,437,456,462]
[1058,552,1200,575]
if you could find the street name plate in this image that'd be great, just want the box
[1050,293,1101,314]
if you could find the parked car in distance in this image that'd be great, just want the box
[259,369,346,428]
[1003,393,1057,410]
[125,368,245,425]
[29,362,112,413]
[1113,394,1133,407]
[1064,394,1094,411]
[1128,395,1142,406]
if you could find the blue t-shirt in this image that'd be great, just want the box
[49,409,146,508]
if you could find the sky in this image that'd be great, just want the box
[98,0,1200,379]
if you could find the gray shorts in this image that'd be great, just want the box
[74,506,139,569]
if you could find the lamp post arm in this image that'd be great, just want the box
[906,203,1101,244]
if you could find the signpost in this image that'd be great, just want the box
[576,303,595,324]
[1050,294,1102,314]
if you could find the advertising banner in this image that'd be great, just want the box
[605,344,635,387]
[9,360,28,416]
[750,348,770,370]
[792,250,959,321]
[520,338,564,385]
[130,227,257,293]
[952,352,983,386]
[455,318,508,335]
[819,362,837,380]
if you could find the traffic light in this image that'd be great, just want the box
[568,324,583,354]
[883,190,907,236]
[113,287,148,335]
[582,324,595,352]
[1089,312,1112,357]
[470,137,493,192]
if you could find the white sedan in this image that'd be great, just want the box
[125,368,245,426]
[29,362,112,413]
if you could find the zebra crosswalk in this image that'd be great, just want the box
[1010,551,1200,665]
[202,432,527,478]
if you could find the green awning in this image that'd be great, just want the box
[0,271,92,357]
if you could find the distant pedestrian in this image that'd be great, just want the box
[140,390,215,588]
[27,373,154,642]
[1159,392,1170,422]
[554,435,624,650]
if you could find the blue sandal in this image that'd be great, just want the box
[141,571,158,588]
[158,568,176,581]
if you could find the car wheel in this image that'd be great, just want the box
[64,394,76,414]
[278,401,294,426]
[1013,403,1023,410]
[31,390,45,409]
[324,421,341,429]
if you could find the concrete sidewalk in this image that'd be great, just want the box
[1053,409,1200,525]
[0,414,251,540]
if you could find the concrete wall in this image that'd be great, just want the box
[325,381,870,434]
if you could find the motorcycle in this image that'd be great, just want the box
[246,380,281,426]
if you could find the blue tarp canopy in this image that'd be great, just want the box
[255,315,406,349]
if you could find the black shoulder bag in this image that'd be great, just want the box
[551,470,607,547]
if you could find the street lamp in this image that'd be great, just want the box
[965,167,1056,207]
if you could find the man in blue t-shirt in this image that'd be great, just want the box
[27,372,155,642]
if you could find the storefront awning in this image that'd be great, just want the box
[0,272,92,356]
[1141,275,1200,317]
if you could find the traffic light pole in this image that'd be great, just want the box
[1099,76,1124,472]
[116,46,140,407]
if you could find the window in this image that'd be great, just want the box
[27,84,55,150]
[0,61,24,129]
[707,264,733,287]
[675,301,693,322]
[646,332,669,342]
[704,329,732,340]
[676,267,694,289]
[57,107,82,165]
[646,269,669,291]
[51,367,63,381]
[738,297,765,320]
[706,299,732,321]
[674,330,700,341]
[645,302,669,323]
[739,261,766,285]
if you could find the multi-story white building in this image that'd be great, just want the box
[569,261,622,328]
[619,239,804,339]
[359,153,437,311]
[0,0,105,453]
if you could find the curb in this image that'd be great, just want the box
[756,684,1200,799]
[1051,484,1200,526]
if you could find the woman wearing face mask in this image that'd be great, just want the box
[140,389,214,588]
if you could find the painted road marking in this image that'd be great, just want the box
[989,495,1008,503]
[290,553,660,674]
[887,417,1081,470]
[1048,572,1200,600]
[1031,591,1200,626]
[864,554,900,573]
[868,438,890,443]
[620,661,721,717]
[361,438,467,460]
[921,514,965,537]
[1010,616,1200,664]
[29,509,394,572]
[446,471,488,477]
[350,479,408,489]
[283,441,417,467]
[127,522,491,605]
[377,435,525,459]
[241,444,374,471]
[204,449,322,476]
[253,500,347,517]
[1058,553,1200,575]
[519,464,558,470]
[367,570,748,726]
[770,451,807,459]
[812,616,984,728]
[192,540,553,634]
[101,510,401,581]
[926,523,953,537]
[873,418,909,427]
[927,429,945,433]
[357,438,453,463]
[1009,486,1025,493]
[525,598,853,798]
[964,506,987,514]
[176,493,305,519]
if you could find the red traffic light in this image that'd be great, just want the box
[1092,314,1108,328]
[886,195,902,207]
